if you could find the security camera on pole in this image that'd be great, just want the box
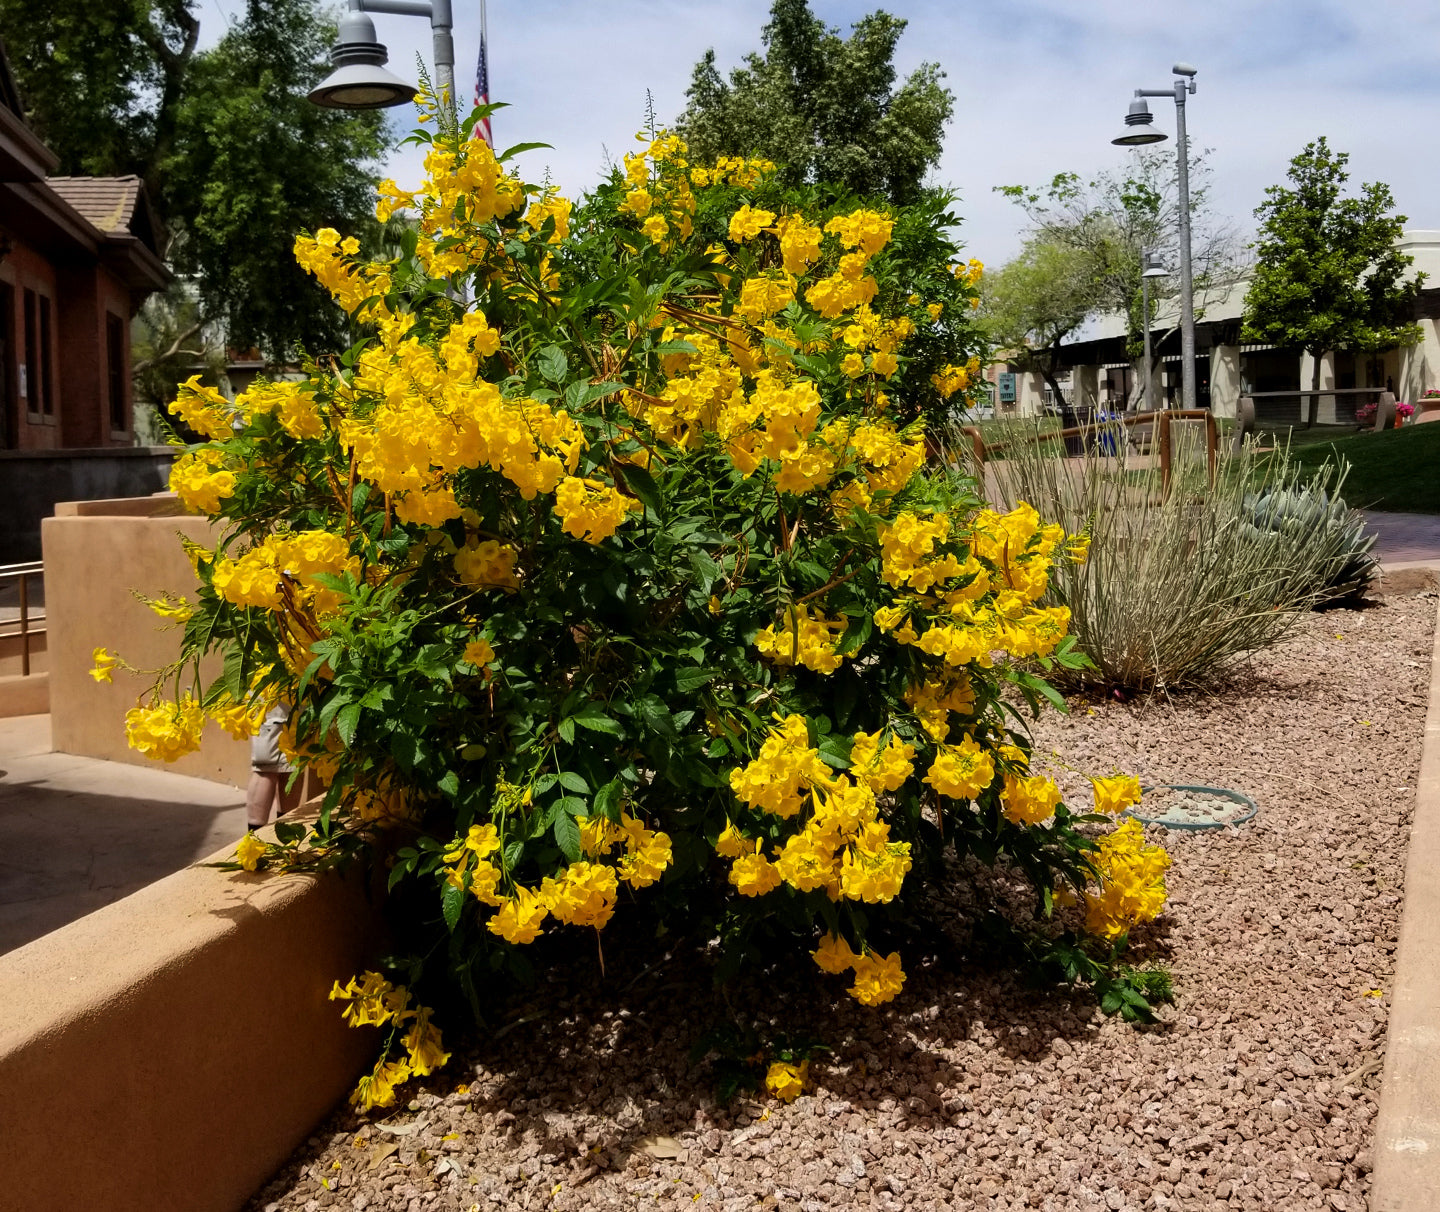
[1112,64,1198,414]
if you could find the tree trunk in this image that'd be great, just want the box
[1307,352,1323,428]
[1040,342,1069,412]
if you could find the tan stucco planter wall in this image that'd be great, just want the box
[0,825,386,1212]
[0,671,48,716]
[1372,596,1440,1209]
[43,503,251,785]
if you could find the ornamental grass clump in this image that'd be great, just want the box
[119,99,1170,1106]
[986,417,1373,692]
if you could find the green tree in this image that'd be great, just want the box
[0,0,198,202]
[998,150,1246,409]
[1243,136,1423,426]
[979,238,1096,411]
[163,0,388,362]
[1,0,387,368]
[676,0,952,205]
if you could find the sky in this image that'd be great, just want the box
[201,0,1440,266]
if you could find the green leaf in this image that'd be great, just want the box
[336,701,362,746]
[554,811,581,862]
[572,702,625,737]
[497,140,551,161]
[441,880,465,933]
[674,666,715,693]
[621,462,663,516]
[817,731,852,769]
[274,821,306,846]
[557,771,590,794]
[537,344,568,383]
[593,779,623,820]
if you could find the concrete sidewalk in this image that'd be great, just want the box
[1365,511,1440,566]
[0,714,246,956]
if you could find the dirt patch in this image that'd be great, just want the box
[250,597,1435,1212]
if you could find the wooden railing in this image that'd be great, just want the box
[0,561,44,676]
[960,410,1220,499]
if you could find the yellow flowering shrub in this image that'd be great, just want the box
[123,100,1171,1071]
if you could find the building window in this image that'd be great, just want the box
[22,288,53,417]
[107,313,127,431]
[37,294,52,415]
[22,288,35,414]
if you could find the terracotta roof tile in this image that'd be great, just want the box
[47,176,141,236]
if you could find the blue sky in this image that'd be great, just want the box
[202,0,1440,264]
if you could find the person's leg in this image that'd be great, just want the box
[275,770,304,817]
[246,770,281,830]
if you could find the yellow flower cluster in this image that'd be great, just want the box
[293,228,392,322]
[618,133,698,248]
[170,447,235,514]
[688,154,777,190]
[330,971,451,1111]
[89,646,118,684]
[449,811,674,945]
[765,1060,808,1103]
[210,692,267,741]
[923,735,995,799]
[235,832,266,871]
[1001,772,1063,826]
[168,375,234,440]
[143,592,194,622]
[453,538,520,591]
[124,696,205,762]
[237,379,325,440]
[522,189,572,244]
[211,529,358,616]
[810,934,906,1005]
[869,503,1081,707]
[753,604,848,674]
[1081,819,1170,940]
[932,357,981,399]
[1091,774,1143,816]
[553,476,643,543]
[718,716,914,1002]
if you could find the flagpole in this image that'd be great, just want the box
[477,0,492,145]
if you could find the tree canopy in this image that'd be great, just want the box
[1243,136,1422,422]
[675,0,952,205]
[979,238,1097,410]
[1,0,388,367]
[992,150,1246,408]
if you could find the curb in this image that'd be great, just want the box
[1371,595,1440,1210]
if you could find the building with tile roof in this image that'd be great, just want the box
[0,40,169,452]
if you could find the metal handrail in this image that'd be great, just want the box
[0,561,44,677]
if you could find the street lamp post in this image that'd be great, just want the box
[310,0,456,118]
[1112,64,1198,413]
[1140,250,1168,413]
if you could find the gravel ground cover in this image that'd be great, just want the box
[251,595,1436,1212]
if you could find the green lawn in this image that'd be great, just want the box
[1287,422,1440,513]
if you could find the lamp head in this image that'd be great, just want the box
[1141,249,1169,278]
[308,11,418,110]
[1111,97,1168,146]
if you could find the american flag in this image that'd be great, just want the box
[474,1,492,146]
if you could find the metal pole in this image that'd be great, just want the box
[356,0,456,121]
[1173,78,1197,413]
[430,0,455,120]
[1142,271,1153,413]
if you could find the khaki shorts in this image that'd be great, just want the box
[251,705,293,774]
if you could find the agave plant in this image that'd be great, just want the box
[1243,484,1378,605]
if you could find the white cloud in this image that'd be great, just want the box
[202,0,1440,268]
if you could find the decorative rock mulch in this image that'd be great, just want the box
[251,594,1437,1212]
